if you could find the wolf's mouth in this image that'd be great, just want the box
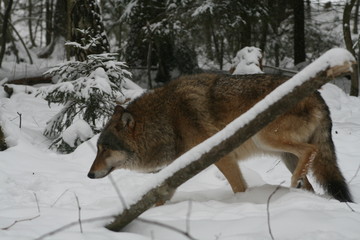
[105,167,115,176]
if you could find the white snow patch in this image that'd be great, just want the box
[0,48,360,240]
[232,46,264,74]
[62,119,94,147]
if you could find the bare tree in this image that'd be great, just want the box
[28,0,37,48]
[353,0,360,34]
[293,0,306,65]
[0,0,13,68]
[343,0,359,96]
[38,0,68,58]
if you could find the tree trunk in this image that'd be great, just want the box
[28,0,37,48]
[353,0,360,34]
[260,18,268,52]
[0,0,13,68]
[45,0,53,46]
[240,19,252,48]
[343,0,357,56]
[70,0,110,61]
[105,51,355,231]
[343,0,359,96]
[39,0,67,59]
[0,125,7,151]
[147,40,153,89]
[293,0,306,65]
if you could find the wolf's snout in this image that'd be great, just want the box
[87,172,96,179]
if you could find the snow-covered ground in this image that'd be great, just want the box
[1,59,360,240]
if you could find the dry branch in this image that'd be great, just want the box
[267,181,285,240]
[1,192,40,230]
[105,50,355,231]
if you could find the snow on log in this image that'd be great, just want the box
[105,48,355,231]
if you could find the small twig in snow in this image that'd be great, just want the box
[349,162,360,184]
[86,140,97,153]
[137,218,198,240]
[34,192,40,214]
[17,112,22,129]
[108,174,129,209]
[151,230,155,240]
[1,215,40,230]
[31,116,40,127]
[33,215,115,240]
[74,193,83,233]
[186,200,192,235]
[344,201,356,213]
[266,160,281,173]
[1,192,40,230]
[214,233,222,240]
[267,181,285,240]
[51,189,70,207]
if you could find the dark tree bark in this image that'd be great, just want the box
[240,19,252,48]
[293,0,306,65]
[70,0,110,61]
[38,0,67,58]
[0,126,6,151]
[343,0,359,96]
[105,54,354,231]
[268,0,292,67]
[28,0,37,48]
[259,18,268,52]
[0,0,13,68]
[45,0,53,46]
[353,0,360,34]
[344,0,357,56]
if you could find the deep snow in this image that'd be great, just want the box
[1,55,360,240]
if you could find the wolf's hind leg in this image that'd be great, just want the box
[281,152,314,191]
[215,155,247,193]
[257,132,317,190]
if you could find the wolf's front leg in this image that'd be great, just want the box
[215,155,247,193]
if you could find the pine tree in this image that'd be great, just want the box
[38,53,131,153]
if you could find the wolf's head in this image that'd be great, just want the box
[87,105,140,179]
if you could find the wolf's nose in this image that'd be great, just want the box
[87,172,95,179]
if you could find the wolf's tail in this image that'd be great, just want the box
[310,96,353,202]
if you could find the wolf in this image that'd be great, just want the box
[88,73,353,202]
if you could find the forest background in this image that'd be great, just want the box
[0,0,359,95]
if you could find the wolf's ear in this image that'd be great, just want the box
[121,112,135,129]
[114,105,125,114]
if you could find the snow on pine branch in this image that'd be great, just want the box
[38,53,133,153]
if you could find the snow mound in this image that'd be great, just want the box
[62,119,94,147]
[232,47,263,75]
